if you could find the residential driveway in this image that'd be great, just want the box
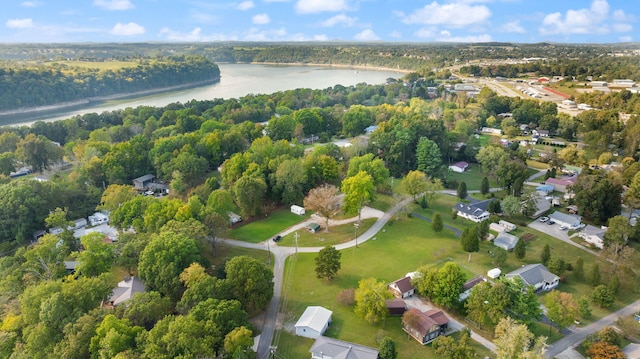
[527,221,598,256]
[528,220,572,241]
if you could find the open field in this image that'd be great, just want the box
[45,60,140,70]
[277,218,376,247]
[230,209,310,243]
[445,163,498,190]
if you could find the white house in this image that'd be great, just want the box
[505,264,559,292]
[454,200,492,223]
[388,277,415,299]
[481,127,502,135]
[448,161,469,173]
[309,336,378,359]
[295,306,333,339]
[88,212,109,226]
[548,211,582,229]
[578,225,607,249]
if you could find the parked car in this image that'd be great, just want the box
[539,216,549,223]
[273,235,282,242]
[547,220,555,225]
[560,225,568,230]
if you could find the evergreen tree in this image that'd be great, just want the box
[378,337,397,359]
[481,176,490,195]
[540,244,551,266]
[461,227,480,252]
[457,181,468,199]
[432,213,443,233]
[420,195,428,209]
[589,264,601,287]
[514,237,526,259]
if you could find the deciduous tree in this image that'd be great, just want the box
[416,137,443,177]
[315,246,341,280]
[544,290,578,330]
[591,285,615,308]
[225,256,274,312]
[494,317,547,359]
[354,277,392,324]
[402,170,429,201]
[378,337,397,359]
[304,184,341,232]
[341,170,375,222]
[74,232,116,277]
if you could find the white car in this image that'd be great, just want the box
[560,225,568,230]
[539,216,549,223]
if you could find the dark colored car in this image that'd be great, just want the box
[547,220,555,225]
[273,235,282,242]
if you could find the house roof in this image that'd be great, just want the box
[390,276,414,294]
[463,276,485,290]
[494,232,519,250]
[455,200,492,217]
[536,184,554,192]
[545,177,575,186]
[386,298,406,309]
[505,264,559,288]
[450,161,469,169]
[405,308,449,338]
[307,222,321,230]
[132,174,155,183]
[549,211,581,225]
[582,225,606,237]
[309,336,379,359]
[622,343,640,359]
[295,306,333,333]
[109,276,145,306]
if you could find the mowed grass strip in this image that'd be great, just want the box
[277,218,377,247]
[230,209,310,243]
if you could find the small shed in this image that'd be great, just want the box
[386,299,407,316]
[536,184,554,196]
[307,222,321,233]
[295,306,333,339]
[487,268,501,279]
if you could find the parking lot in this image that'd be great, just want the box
[527,219,572,241]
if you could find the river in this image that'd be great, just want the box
[2,64,405,127]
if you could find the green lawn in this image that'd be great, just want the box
[277,218,377,247]
[273,192,640,357]
[211,242,274,269]
[445,163,497,191]
[229,209,310,243]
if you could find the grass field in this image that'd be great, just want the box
[229,209,310,243]
[277,218,377,247]
[445,163,498,191]
[273,189,640,358]
[46,60,140,70]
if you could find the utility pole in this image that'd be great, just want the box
[267,238,271,266]
[354,222,360,248]
[294,231,299,255]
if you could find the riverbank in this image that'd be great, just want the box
[0,77,220,118]
[248,61,413,74]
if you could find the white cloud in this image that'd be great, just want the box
[20,1,42,7]
[263,0,291,2]
[414,27,436,39]
[613,10,634,22]
[501,20,525,34]
[619,36,632,42]
[110,22,145,36]
[158,27,238,41]
[94,0,134,11]
[320,14,357,27]
[190,11,218,24]
[354,29,380,41]
[296,0,348,14]
[540,0,621,35]
[438,33,492,42]
[6,18,34,29]
[237,1,255,10]
[253,14,271,25]
[244,27,288,41]
[402,2,491,27]
[613,24,632,33]
[389,30,402,39]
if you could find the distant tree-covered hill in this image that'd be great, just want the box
[0,55,219,112]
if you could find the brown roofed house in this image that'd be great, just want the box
[388,276,415,299]
[402,308,449,345]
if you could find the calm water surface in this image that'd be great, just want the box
[4,64,404,126]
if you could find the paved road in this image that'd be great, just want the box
[545,298,640,358]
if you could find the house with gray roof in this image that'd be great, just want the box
[295,306,332,339]
[578,225,607,249]
[548,211,582,229]
[493,232,519,251]
[505,264,559,292]
[309,336,378,359]
[107,276,145,307]
[454,200,492,223]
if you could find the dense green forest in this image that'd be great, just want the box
[0,56,219,112]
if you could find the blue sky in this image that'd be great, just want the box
[1,0,637,43]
